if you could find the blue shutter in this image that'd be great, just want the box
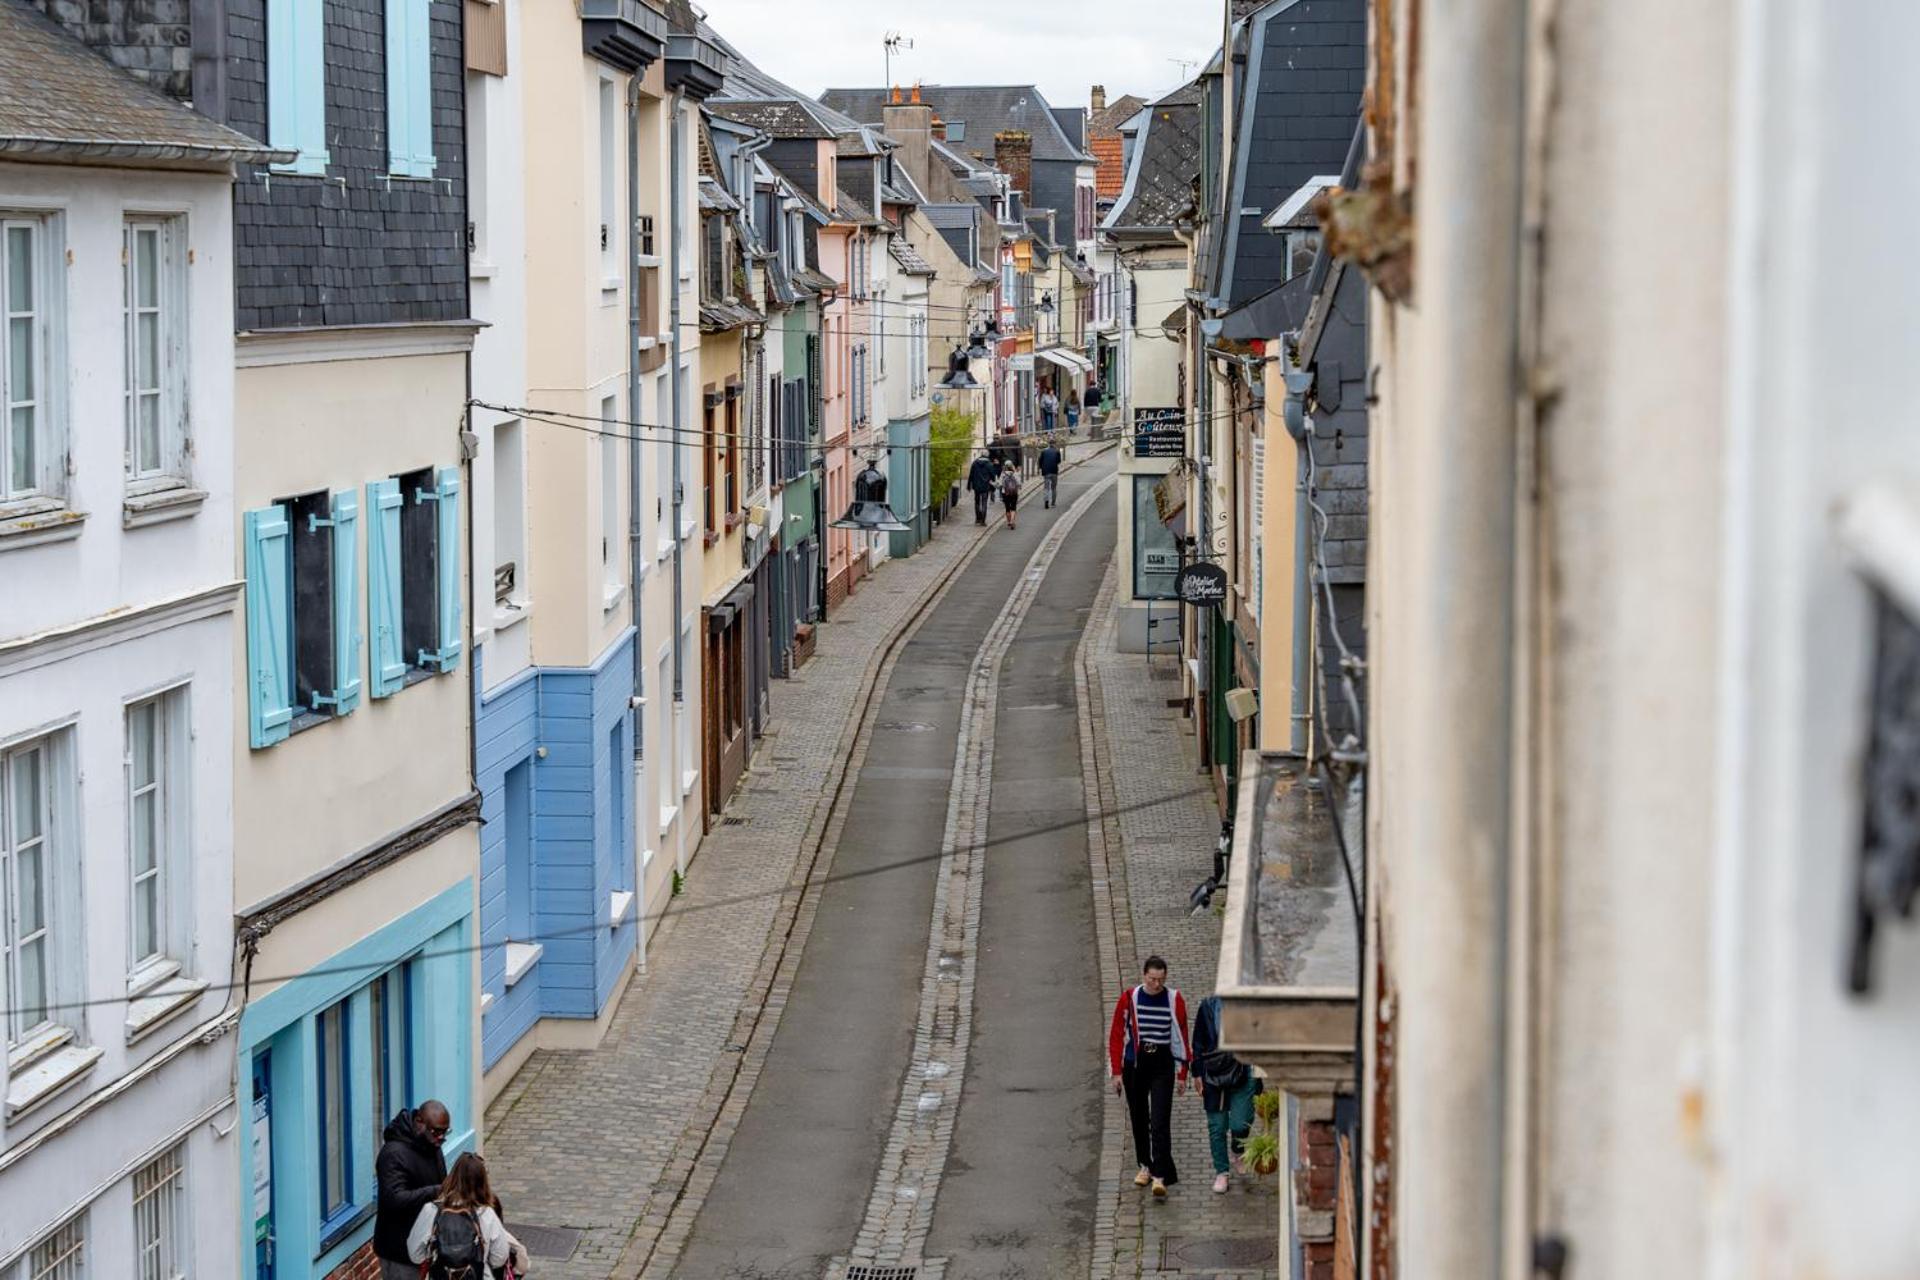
[327,489,363,713]
[386,0,436,177]
[423,466,462,671]
[269,0,328,175]
[244,506,295,748]
[367,479,407,697]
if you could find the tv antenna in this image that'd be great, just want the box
[884,32,914,88]
[1168,55,1199,79]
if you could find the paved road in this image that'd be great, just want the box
[669,457,1118,1280]
[925,494,1114,1279]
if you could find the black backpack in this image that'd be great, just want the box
[428,1207,486,1280]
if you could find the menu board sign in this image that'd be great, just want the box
[1133,406,1184,459]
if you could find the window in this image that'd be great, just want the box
[133,1146,187,1280]
[385,0,435,176]
[23,1215,85,1280]
[724,387,740,519]
[3,215,55,504]
[364,466,460,701]
[493,419,525,611]
[655,652,674,819]
[266,0,328,174]
[1133,476,1180,599]
[2,736,55,1044]
[126,691,187,976]
[601,394,621,602]
[702,391,718,537]
[702,214,725,301]
[598,77,617,280]
[1282,229,1322,282]
[123,218,187,487]
[367,964,411,1153]
[315,1000,352,1233]
[243,488,360,746]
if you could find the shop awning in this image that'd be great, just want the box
[1038,347,1094,375]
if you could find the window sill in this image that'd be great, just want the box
[469,260,497,281]
[658,804,679,835]
[480,991,496,1017]
[681,768,697,798]
[679,518,697,543]
[603,583,627,613]
[123,485,207,530]
[0,501,85,551]
[503,941,543,988]
[493,599,532,634]
[610,889,635,928]
[125,972,209,1045]
[5,1037,101,1120]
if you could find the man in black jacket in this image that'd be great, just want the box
[967,453,998,526]
[1038,439,1063,508]
[374,1100,450,1277]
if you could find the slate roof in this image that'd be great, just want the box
[705,22,860,135]
[698,177,740,212]
[0,0,282,168]
[708,99,832,140]
[1212,0,1366,306]
[889,239,937,277]
[833,187,882,227]
[1104,81,1205,236]
[700,299,765,332]
[821,85,1093,163]
[1088,93,1148,138]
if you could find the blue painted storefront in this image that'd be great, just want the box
[237,881,475,1280]
[474,630,639,1070]
[887,414,932,559]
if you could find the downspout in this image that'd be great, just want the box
[1395,0,1527,1275]
[1280,365,1313,756]
[627,77,645,748]
[669,89,687,724]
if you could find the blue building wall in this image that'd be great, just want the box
[237,881,475,1280]
[887,415,931,559]
[474,631,638,1070]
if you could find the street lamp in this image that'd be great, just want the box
[829,458,911,533]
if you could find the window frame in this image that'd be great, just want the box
[122,215,190,491]
[314,998,354,1241]
[124,686,190,981]
[22,1212,86,1280]
[1,734,58,1047]
[2,213,62,508]
[601,393,622,604]
[132,1143,189,1280]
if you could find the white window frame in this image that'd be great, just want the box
[492,417,528,619]
[123,216,189,492]
[601,393,622,607]
[124,687,189,982]
[20,1212,86,1280]
[2,731,66,1048]
[132,1145,188,1280]
[2,213,62,509]
[599,73,619,288]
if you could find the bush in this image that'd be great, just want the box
[928,404,976,507]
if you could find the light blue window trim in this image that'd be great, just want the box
[385,0,437,177]
[416,466,461,671]
[237,882,475,1280]
[267,0,330,176]
[310,490,362,714]
[245,505,295,748]
[366,479,406,697]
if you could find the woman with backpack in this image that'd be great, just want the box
[1190,993,1263,1194]
[998,461,1022,529]
[407,1151,531,1279]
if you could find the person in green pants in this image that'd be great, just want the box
[1190,994,1261,1193]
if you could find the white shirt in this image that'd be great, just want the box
[406,1203,517,1272]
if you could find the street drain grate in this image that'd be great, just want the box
[844,1267,918,1280]
[1159,1236,1277,1271]
[504,1223,581,1259]
[721,815,750,826]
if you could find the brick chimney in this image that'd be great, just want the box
[1091,84,1107,113]
[994,129,1034,201]
[883,96,936,191]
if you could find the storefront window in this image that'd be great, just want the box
[1133,476,1179,599]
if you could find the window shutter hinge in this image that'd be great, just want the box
[308,513,339,532]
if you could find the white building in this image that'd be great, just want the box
[0,9,273,1272]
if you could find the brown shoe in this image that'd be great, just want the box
[1134,1167,1151,1187]
[1151,1178,1168,1198]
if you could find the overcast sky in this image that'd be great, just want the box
[702,0,1219,116]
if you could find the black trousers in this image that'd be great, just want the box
[1123,1048,1179,1183]
[973,490,989,523]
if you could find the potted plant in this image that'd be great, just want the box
[1241,1131,1281,1176]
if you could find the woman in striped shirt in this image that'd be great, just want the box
[1107,955,1191,1195]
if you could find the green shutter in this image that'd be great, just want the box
[244,506,295,748]
[424,466,462,671]
[367,478,407,697]
[386,0,436,177]
[327,489,363,713]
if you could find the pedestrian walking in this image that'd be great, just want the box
[967,452,998,526]
[1039,386,1060,434]
[999,461,1022,529]
[1108,955,1190,1196]
[1065,388,1081,435]
[1191,994,1262,1194]
[374,1101,452,1279]
[407,1151,532,1279]
[1038,439,1063,508]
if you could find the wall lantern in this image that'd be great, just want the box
[829,459,911,533]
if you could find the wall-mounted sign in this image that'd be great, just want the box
[1176,562,1229,606]
[1008,352,1036,372]
[1133,406,1184,459]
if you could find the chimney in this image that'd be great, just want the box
[891,84,903,104]
[1091,84,1107,113]
[931,113,946,141]
[883,97,935,190]
[993,130,1034,204]
[911,82,922,104]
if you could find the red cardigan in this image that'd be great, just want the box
[1107,985,1190,1081]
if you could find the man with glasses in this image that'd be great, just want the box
[374,1099,452,1278]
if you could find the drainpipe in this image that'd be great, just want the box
[1394,0,1527,1274]
[627,77,645,751]
[669,89,687,716]
[1280,365,1313,756]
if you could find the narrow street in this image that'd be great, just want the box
[485,444,1278,1279]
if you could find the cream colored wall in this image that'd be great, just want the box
[232,352,472,912]
[1256,366,1297,754]
[522,9,635,669]
[699,334,746,604]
